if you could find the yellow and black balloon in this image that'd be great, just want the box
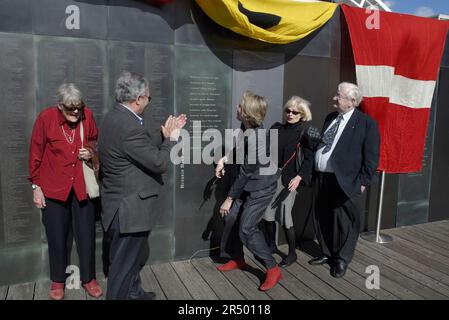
[195,0,338,44]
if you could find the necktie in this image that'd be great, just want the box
[321,114,344,154]
[139,118,144,126]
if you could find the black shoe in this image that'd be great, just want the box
[308,256,328,266]
[279,253,297,268]
[330,260,347,278]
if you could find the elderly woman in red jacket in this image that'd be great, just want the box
[28,83,102,300]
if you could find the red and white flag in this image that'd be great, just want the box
[342,5,449,173]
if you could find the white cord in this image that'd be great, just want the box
[188,246,220,264]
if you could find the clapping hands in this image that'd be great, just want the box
[162,114,187,140]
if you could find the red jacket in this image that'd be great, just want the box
[28,106,98,202]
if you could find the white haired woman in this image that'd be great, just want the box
[263,96,317,268]
[28,83,102,300]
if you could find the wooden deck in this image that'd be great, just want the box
[2,220,449,300]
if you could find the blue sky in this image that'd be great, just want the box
[384,0,449,16]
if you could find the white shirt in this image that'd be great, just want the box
[315,108,355,173]
[120,103,143,124]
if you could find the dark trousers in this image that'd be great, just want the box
[106,214,150,300]
[221,184,277,269]
[313,172,362,264]
[42,190,96,283]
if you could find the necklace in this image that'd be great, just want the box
[61,125,75,144]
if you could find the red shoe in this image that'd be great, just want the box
[83,279,103,298]
[217,259,247,272]
[259,266,283,291]
[49,282,65,300]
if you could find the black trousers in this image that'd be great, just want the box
[42,190,96,283]
[313,172,362,264]
[106,214,150,300]
[220,184,277,269]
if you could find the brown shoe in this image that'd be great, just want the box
[83,279,103,298]
[49,282,65,300]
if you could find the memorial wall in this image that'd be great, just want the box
[0,0,448,286]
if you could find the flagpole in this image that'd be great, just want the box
[361,171,393,244]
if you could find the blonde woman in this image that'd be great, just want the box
[263,96,316,268]
[215,90,281,291]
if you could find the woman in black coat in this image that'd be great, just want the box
[263,96,318,267]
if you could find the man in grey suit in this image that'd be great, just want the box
[99,71,186,300]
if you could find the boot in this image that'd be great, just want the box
[279,227,298,268]
[217,258,246,272]
[259,266,283,291]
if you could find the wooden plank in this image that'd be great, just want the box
[0,286,8,300]
[140,265,167,300]
[390,227,449,258]
[415,226,449,245]
[65,285,87,300]
[416,224,449,241]
[351,253,424,300]
[354,249,446,300]
[191,258,245,300]
[243,256,297,300]
[357,241,449,298]
[293,249,373,300]
[34,280,51,300]
[219,266,271,300]
[151,263,192,300]
[243,248,323,300]
[359,235,449,289]
[245,254,321,300]
[6,282,35,300]
[171,261,219,300]
[300,251,397,300]
[421,221,449,234]
[381,235,449,276]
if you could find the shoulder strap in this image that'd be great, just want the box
[281,123,307,170]
[80,120,84,147]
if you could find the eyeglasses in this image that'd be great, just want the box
[140,95,152,103]
[285,109,300,116]
[61,102,85,113]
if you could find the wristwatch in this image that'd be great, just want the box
[31,184,39,190]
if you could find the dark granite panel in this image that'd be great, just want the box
[35,36,108,124]
[232,50,285,129]
[108,0,174,44]
[32,0,108,39]
[0,33,44,285]
[429,67,449,222]
[283,55,340,130]
[173,46,232,258]
[0,0,32,34]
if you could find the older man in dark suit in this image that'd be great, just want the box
[99,71,186,300]
[309,82,380,278]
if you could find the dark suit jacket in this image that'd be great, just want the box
[228,126,279,199]
[98,104,175,233]
[319,108,380,199]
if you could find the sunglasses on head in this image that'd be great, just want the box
[285,108,300,116]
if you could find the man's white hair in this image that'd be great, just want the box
[339,82,363,107]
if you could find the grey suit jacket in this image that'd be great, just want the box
[98,104,175,233]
